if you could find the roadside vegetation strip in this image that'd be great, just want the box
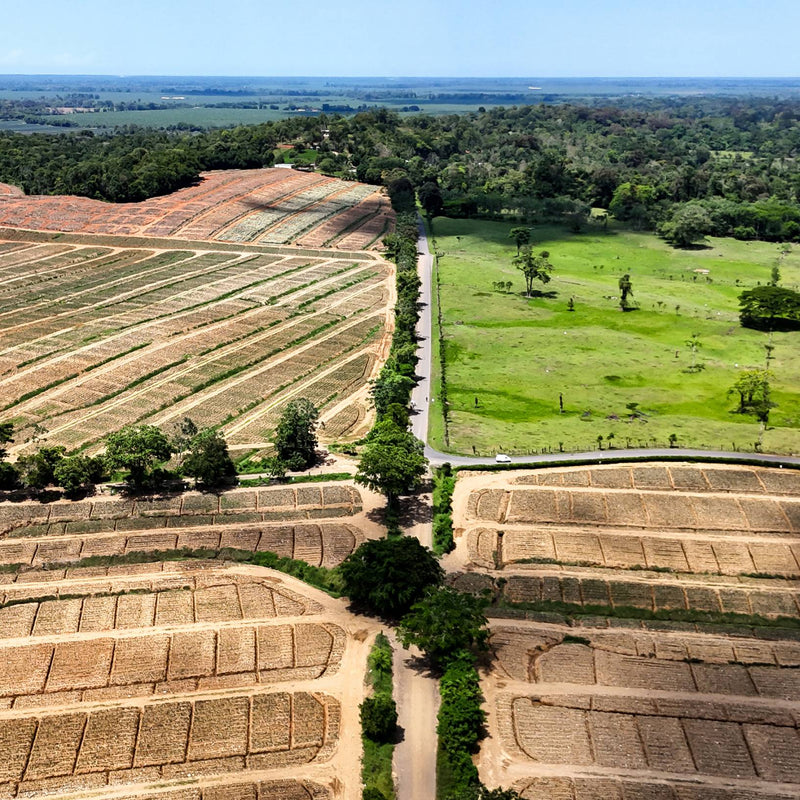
[492,595,800,631]
[361,632,397,800]
[451,452,800,472]
[432,464,456,555]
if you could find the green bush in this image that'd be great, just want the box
[360,695,398,743]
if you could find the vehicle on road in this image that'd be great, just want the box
[495,453,512,463]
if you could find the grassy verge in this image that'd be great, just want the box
[494,597,800,631]
[361,632,396,800]
[237,471,353,484]
[453,453,800,473]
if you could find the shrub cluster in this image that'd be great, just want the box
[432,463,456,555]
[360,632,397,800]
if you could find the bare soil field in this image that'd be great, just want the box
[452,463,800,799]
[0,231,393,455]
[0,482,369,570]
[0,169,393,250]
[0,561,379,800]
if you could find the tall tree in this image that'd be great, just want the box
[104,425,173,488]
[398,587,489,667]
[618,273,634,310]
[418,181,444,217]
[728,369,772,415]
[274,398,319,470]
[508,226,531,254]
[513,247,553,297]
[182,428,236,487]
[660,203,713,247]
[738,285,800,331]
[339,536,443,617]
[355,419,427,503]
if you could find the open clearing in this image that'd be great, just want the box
[451,463,800,799]
[0,230,392,456]
[429,217,800,455]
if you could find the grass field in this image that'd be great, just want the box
[430,217,800,456]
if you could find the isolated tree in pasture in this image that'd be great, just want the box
[618,273,634,309]
[728,369,772,415]
[685,333,703,372]
[738,285,800,331]
[660,203,712,247]
[274,398,319,470]
[513,246,553,297]
[508,226,531,254]
[105,425,174,488]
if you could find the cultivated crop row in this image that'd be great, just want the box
[0,235,391,454]
[0,168,393,249]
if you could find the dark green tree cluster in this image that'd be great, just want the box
[357,173,428,515]
[2,98,800,241]
[0,423,108,494]
[339,536,443,618]
[738,285,800,331]
[274,397,320,470]
[0,419,239,495]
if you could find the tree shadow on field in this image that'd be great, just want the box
[397,491,433,527]
[673,242,713,251]
[523,289,558,299]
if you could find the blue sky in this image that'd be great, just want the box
[2,0,798,77]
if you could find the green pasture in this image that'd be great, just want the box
[429,217,800,456]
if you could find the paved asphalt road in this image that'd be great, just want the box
[409,219,800,469]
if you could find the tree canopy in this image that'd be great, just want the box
[355,420,427,502]
[104,425,174,488]
[182,428,236,487]
[274,398,319,470]
[660,203,713,247]
[512,247,553,297]
[738,285,800,331]
[398,587,490,667]
[339,536,443,618]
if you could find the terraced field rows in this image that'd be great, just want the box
[0,233,392,454]
[0,168,393,250]
[0,559,373,799]
[456,463,800,800]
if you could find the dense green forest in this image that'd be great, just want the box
[1,98,799,240]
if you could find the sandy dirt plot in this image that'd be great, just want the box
[0,562,379,799]
[0,169,393,249]
[452,463,800,799]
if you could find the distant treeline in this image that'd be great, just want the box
[1,98,799,239]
